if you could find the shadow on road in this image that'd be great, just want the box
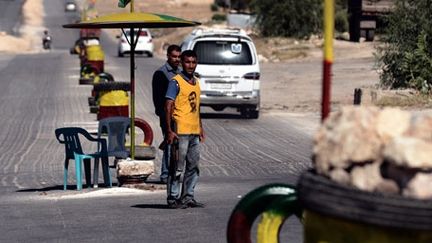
[16,185,64,192]
[16,183,119,192]
[201,112,243,120]
[131,204,171,209]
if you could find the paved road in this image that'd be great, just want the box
[0,1,312,242]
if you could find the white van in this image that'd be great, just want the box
[181,28,260,119]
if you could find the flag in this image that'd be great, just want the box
[118,0,131,8]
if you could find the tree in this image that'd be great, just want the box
[377,0,432,92]
[249,0,322,38]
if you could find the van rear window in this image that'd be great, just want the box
[193,41,253,65]
[125,30,149,37]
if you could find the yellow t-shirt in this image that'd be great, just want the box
[172,74,201,135]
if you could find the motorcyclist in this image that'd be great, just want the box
[42,30,52,49]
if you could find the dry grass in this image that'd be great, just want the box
[374,93,432,109]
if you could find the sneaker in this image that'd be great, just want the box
[184,199,205,208]
[167,200,187,209]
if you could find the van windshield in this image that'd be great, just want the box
[193,41,252,65]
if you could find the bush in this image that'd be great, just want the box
[250,0,322,38]
[212,13,227,22]
[210,3,219,12]
[377,0,432,93]
[335,9,348,33]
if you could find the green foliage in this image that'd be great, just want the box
[335,0,348,9]
[250,0,322,38]
[212,13,227,22]
[377,0,432,93]
[210,3,219,12]
[335,9,348,33]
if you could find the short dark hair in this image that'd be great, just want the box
[181,50,197,60]
[167,44,181,55]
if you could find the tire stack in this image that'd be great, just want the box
[94,81,130,120]
[79,41,104,85]
[88,72,115,113]
[69,29,105,85]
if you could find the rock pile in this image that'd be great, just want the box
[313,106,432,199]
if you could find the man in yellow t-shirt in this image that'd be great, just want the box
[165,50,205,209]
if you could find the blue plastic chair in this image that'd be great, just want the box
[55,127,112,190]
[98,116,131,160]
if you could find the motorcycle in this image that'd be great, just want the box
[42,36,52,50]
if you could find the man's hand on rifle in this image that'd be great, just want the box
[166,130,178,145]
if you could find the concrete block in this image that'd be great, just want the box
[116,159,154,177]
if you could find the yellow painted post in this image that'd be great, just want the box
[129,0,135,159]
[322,0,334,122]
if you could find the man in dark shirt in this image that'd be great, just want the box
[152,44,182,183]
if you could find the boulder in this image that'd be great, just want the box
[313,106,432,199]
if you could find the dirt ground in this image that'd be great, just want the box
[94,0,382,115]
[0,0,44,53]
[3,0,383,116]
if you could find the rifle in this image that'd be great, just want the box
[168,122,179,180]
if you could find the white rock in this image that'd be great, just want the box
[403,172,432,199]
[116,159,154,177]
[405,114,432,142]
[383,137,432,169]
[351,162,383,192]
[313,106,382,174]
[329,168,350,185]
[376,108,411,144]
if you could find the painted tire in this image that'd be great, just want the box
[257,195,300,243]
[98,72,114,82]
[227,184,300,243]
[80,63,99,76]
[93,82,130,92]
[79,78,94,85]
[134,117,153,146]
[298,170,432,230]
[89,106,98,114]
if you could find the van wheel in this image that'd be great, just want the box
[249,110,259,119]
[365,30,375,42]
[240,107,259,119]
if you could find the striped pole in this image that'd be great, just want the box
[129,0,136,159]
[322,0,334,122]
